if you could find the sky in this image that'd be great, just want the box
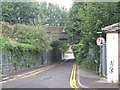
[37,0,74,10]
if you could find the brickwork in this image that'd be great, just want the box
[44,26,67,39]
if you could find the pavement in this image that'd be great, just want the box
[77,65,119,89]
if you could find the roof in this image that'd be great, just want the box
[102,22,120,32]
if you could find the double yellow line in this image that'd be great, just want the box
[70,63,79,88]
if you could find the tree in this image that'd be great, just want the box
[67,2,120,70]
[2,2,39,24]
[2,2,68,26]
[37,2,68,26]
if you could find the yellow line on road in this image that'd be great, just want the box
[70,63,82,89]
[1,61,67,84]
[14,64,59,80]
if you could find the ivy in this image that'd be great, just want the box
[1,22,55,51]
[1,22,56,69]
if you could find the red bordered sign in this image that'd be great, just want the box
[96,37,105,47]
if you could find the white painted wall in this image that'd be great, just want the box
[107,33,118,83]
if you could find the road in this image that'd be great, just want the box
[2,60,74,88]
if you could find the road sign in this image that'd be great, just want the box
[96,37,105,46]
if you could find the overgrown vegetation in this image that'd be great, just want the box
[1,21,56,69]
[1,2,68,70]
[67,2,120,71]
[58,40,69,52]
[2,1,119,72]
[1,21,55,50]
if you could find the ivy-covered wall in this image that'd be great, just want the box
[1,50,45,73]
[0,22,67,74]
[0,22,63,73]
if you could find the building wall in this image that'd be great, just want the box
[107,33,119,83]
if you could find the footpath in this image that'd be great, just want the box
[77,65,119,89]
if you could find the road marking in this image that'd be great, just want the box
[1,61,67,84]
[70,63,81,89]
[77,65,88,88]
[17,64,61,79]
[2,77,9,80]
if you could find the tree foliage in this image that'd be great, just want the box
[2,2,68,26]
[38,2,68,26]
[2,2,39,24]
[58,40,69,52]
[1,2,69,70]
[67,2,120,70]
[1,21,56,69]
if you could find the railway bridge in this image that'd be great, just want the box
[43,26,68,64]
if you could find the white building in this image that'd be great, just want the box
[102,22,120,83]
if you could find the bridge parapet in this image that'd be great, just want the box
[44,26,67,40]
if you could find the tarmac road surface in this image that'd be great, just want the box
[2,60,74,88]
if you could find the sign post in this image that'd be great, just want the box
[96,37,105,47]
[96,37,105,75]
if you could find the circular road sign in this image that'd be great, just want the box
[96,37,105,47]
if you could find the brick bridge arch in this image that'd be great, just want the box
[43,26,68,63]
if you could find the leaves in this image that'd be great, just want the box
[58,40,69,52]
[1,22,55,51]
[67,2,120,70]
[2,2,68,26]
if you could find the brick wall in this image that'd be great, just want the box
[44,26,67,39]
[44,26,63,33]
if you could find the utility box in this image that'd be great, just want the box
[102,22,120,83]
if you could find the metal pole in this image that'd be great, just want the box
[99,34,102,76]
[97,32,103,76]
